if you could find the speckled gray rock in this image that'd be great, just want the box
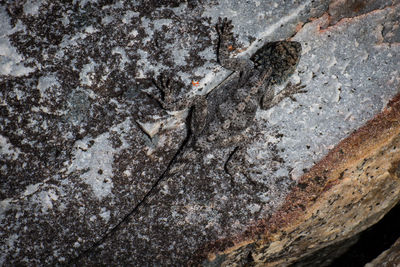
[1,0,400,266]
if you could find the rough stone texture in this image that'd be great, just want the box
[214,96,400,266]
[0,0,400,266]
[366,236,400,267]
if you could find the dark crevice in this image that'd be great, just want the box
[328,202,400,266]
[224,146,239,183]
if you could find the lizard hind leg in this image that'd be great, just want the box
[190,95,207,135]
[189,95,209,151]
[224,145,261,188]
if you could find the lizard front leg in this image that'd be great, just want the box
[261,82,306,110]
[148,72,197,111]
[216,18,254,79]
[149,72,210,151]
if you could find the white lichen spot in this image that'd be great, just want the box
[0,135,21,160]
[136,120,162,138]
[79,59,97,87]
[203,153,215,165]
[129,29,139,37]
[69,136,114,199]
[58,202,67,212]
[0,49,35,76]
[161,183,170,194]
[123,169,131,176]
[79,207,85,215]
[275,167,289,177]
[101,15,114,25]
[0,198,13,220]
[6,234,19,249]
[23,183,42,197]
[247,203,261,214]
[111,46,129,70]
[0,8,34,76]
[361,49,369,61]
[37,74,60,101]
[67,118,132,199]
[99,208,111,222]
[33,189,60,213]
[171,48,189,66]
[122,10,139,24]
[23,0,43,16]
[136,232,150,242]
[290,164,305,181]
[60,13,70,26]
[84,25,98,34]
[257,192,270,203]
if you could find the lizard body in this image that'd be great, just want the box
[150,18,305,177]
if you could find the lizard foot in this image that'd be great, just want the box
[262,82,307,109]
[149,72,187,110]
[216,17,234,38]
[151,72,174,106]
[215,17,236,64]
[283,82,307,101]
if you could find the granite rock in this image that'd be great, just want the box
[1,0,400,266]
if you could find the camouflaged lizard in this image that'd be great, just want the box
[148,17,305,180]
[72,18,306,263]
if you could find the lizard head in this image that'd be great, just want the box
[251,41,301,85]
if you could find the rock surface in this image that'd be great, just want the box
[0,0,400,266]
